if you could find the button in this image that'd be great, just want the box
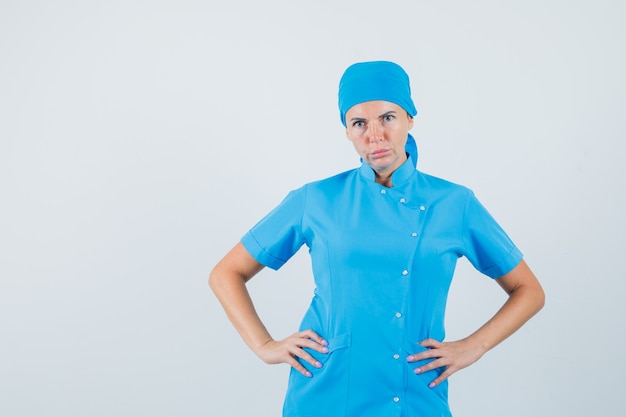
[411,232,418,237]
[380,189,387,194]
[395,312,402,318]
[393,353,400,360]
[393,397,400,403]
[419,205,426,211]
[401,270,409,276]
[399,197,406,203]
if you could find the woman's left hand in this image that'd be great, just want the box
[406,261,545,388]
[406,338,486,388]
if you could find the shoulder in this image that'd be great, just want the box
[303,167,359,192]
[279,168,359,211]
[276,169,358,195]
[278,167,359,200]
[415,170,473,198]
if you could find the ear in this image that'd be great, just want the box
[407,115,414,130]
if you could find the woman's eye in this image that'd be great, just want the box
[383,115,394,122]
[353,121,364,128]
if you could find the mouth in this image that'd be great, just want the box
[370,149,390,159]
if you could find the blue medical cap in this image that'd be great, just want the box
[338,61,417,127]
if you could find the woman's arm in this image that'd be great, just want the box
[407,259,545,387]
[209,242,328,377]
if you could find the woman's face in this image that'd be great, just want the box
[345,100,414,176]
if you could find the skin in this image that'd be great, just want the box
[407,260,544,387]
[210,242,327,378]
[209,99,545,386]
[344,101,414,187]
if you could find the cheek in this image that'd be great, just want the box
[347,133,365,149]
[348,141,368,158]
[351,141,365,154]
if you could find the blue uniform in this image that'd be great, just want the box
[242,157,522,417]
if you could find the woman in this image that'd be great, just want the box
[210,61,545,417]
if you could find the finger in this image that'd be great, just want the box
[417,362,442,374]
[418,338,441,348]
[286,356,313,378]
[427,368,454,388]
[413,357,444,374]
[298,329,328,347]
[406,347,436,363]
[290,347,324,370]
[295,337,330,354]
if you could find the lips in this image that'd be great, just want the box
[370,149,390,158]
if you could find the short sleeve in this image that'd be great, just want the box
[462,190,523,278]
[241,186,307,270]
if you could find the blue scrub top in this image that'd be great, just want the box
[241,157,523,417]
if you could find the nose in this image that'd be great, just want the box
[367,123,384,143]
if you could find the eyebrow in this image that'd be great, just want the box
[349,110,397,123]
[379,111,397,118]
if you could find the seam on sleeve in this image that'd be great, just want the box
[301,184,309,248]
[243,231,288,270]
[461,187,471,256]
[486,247,524,279]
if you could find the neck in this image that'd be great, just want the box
[372,153,408,187]
[375,171,393,188]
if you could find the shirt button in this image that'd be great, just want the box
[402,270,409,276]
[380,189,387,194]
[419,205,426,211]
[393,353,400,360]
[411,232,418,237]
[393,397,400,403]
[395,312,402,318]
[399,197,406,203]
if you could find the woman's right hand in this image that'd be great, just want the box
[254,330,329,378]
[210,245,328,378]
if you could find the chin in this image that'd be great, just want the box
[369,163,394,173]
[369,158,397,172]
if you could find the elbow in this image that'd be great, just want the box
[525,280,545,316]
[208,266,221,293]
[536,284,546,313]
[510,278,545,317]
[208,262,245,295]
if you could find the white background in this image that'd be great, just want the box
[1,1,625,416]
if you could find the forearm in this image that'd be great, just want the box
[409,260,544,387]
[466,284,544,353]
[209,243,273,354]
[209,244,329,376]
[466,261,545,353]
[211,272,273,352]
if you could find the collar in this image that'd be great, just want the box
[358,154,416,187]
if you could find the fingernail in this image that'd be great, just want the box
[321,339,328,346]
[429,382,435,388]
[315,361,323,368]
[414,368,421,374]
[305,371,312,378]
[406,355,414,361]
[322,347,329,353]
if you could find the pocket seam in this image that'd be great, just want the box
[327,332,351,353]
